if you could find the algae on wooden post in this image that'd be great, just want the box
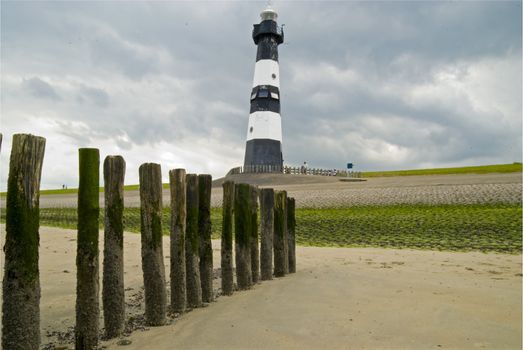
[282,191,289,274]
[170,169,187,313]
[102,155,126,338]
[250,186,260,284]
[185,174,202,308]
[260,188,274,281]
[234,183,252,290]
[2,134,46,350]
[273,190,287,277]
[287,197,296,274]
[139,163,167,326]
[198,174,213,303]
[75,148,100,349]
[221,181,235,295]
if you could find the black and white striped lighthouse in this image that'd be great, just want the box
[243,5,284,172]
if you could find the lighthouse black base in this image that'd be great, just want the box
[243,139,282,172]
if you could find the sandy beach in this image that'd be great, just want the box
[0,226,520,349]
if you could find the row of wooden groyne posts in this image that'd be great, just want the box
[2,134,297,350]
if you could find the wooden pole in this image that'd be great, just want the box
[198,174,213,303]
[234,183,252,290]
[139,163,166,326]
[250,186,260,284]
[75,148,100,349]
[221,181,235,295]
[185,174,202,308]
[260,188,274,281]
[169,169,186,314]
[273,190,288,277]
[287,197,296,274]
[102,155,126,338]
[2,134,45,350]
[283,191,289,274]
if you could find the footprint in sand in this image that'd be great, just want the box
[379,262,392,269]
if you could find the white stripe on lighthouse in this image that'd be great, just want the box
[246,111,282,142]
[252,59,280,88]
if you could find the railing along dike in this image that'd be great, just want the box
[228,165,362,178]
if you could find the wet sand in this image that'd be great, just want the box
[0,226,520,349]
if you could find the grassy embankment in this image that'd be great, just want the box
[2,204,519,254]
[1,163,520,196]
[362,163,522,177]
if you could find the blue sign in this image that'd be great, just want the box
[347,163,353,169]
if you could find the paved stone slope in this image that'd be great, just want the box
[27,173,522,208]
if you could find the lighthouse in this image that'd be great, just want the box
[243,5,284,172]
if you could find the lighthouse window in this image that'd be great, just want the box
[271,92,279,100]
[251,93,256,100]
[272,73,277,79]
[250,127,253,133]
[258,89,269,98]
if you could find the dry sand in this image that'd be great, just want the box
[0,226,521,349]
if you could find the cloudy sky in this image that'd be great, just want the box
[1,1,521,190]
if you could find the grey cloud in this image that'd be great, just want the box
[22,77,61,101]
[77,84,110,108]
[88,33,160,80]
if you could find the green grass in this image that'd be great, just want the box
[295,204,521,253]
[362,163,522,178]
[3,204,520,254]
[0,183,168,197]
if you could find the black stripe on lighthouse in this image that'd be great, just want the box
[253,20,283,62]
[250,86,280,113]
[256,36,279,62]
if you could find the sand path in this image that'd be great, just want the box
[0,226,520,349]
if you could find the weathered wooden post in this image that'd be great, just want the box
[198,174,213,303]
[273,190,288,277]
[2,134,45,350]
[260,188,274,281]
[283,191,289,274]
[139,163,166,326]
[185,174,202,308]
[102,155,126,338]
[234,183,252,290]
[250,186,260,284]
[170,169,186,313]
[287,197,296,274]
[221,181,235,295]
[75,148,100,349]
